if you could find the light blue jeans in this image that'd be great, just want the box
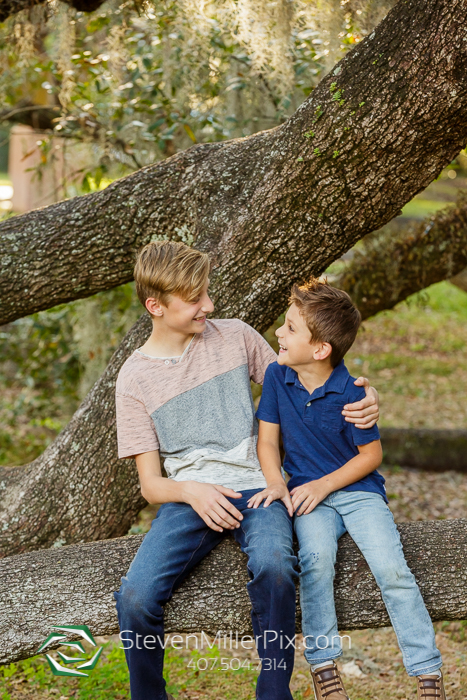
[294,490,442,676]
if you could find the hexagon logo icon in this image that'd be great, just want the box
[37,625,103,677]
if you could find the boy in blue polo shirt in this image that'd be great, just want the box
[249,278,445,700]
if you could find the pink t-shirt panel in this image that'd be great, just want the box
[115,319,276,479]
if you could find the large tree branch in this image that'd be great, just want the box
[0,0,105,23]
[2,519,465,665]
[380,428,467,472]
[450,266,467,292]
[1,0,467,327]
[2,0,467,559]
[0,103,61,131]
[332,192,467,320]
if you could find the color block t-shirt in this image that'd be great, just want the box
[115,319,277,491]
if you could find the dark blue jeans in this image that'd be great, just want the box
[114,489,297,700]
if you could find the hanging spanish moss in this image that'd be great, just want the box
[0,0,395,188]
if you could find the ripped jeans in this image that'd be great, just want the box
[294,490,442,676]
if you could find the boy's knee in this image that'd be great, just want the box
[116,580,163,620]
[373,559,415,589]
[249,544,296,586]
[299,545,335,575]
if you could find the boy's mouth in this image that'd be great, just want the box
[278,342,287,354]
[193,315,206,323]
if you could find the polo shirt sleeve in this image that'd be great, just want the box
[348,387,381,446]
[115,390,160,458]
[241,321,277,384]
[256,365,281,424]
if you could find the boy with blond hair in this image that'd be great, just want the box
[251,278,445,700]
[114,242,379,700]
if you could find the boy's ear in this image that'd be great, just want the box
[145,298,164,316]
[313,342,332,361]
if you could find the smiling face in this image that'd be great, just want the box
[146,279,215,336]
[276,303,331,370]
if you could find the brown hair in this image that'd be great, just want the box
[289,277,361,367]
[134,241,210,311]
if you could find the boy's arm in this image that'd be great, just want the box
[135,450,244,532]
[290,440,383,515]
[247,421,293,516]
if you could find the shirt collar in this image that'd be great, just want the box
[285,360,349,396]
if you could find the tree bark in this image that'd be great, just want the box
[380,428,467,472]
[2,0,467,558]
[450,267,467,293]
[0,0,105,23]
[332,192,467,320]
[2,0,467,327]
[1,518,465,665]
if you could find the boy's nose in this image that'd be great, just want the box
[203,296,215,313]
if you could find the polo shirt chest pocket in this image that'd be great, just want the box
[320,402,345,432]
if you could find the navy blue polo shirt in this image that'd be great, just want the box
[256,360,387,501]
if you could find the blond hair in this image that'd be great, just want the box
[134,241,210,310]
[289,277,361,367]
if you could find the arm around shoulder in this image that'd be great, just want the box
[343,376,380,428]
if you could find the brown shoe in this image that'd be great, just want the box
[310,661,350,699]
[417,671,446,699]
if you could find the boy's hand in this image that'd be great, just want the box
[183,482,243,533]
[342,377,379,428]
[246,482,293,517]
[290,479,331,516]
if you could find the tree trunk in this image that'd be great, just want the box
[380,428,467,472]
[2,0,467,558]
[0,315,151,558]
[1,518,465,665]
[450,267,467,293]
[332,192,467,320]
[2,0,467,328]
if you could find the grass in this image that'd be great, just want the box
[258,280,467,429]
[0,641,129,699]
[2,621,466,699]
[346,281,467,429]
[400,197,447,219]
[0,640,259,700]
